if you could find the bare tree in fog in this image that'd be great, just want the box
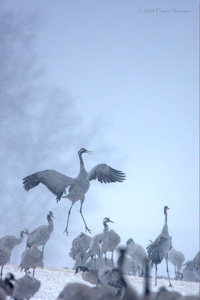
[0,10,92,239]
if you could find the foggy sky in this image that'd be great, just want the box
[0,0,199,277]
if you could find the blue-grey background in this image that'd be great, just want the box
[0,0,199,276]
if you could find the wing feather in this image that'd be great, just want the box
[88,164,126,183]
[23,170,73,197]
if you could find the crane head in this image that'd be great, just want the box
[48,211,54,218]
[75,266,89,274]
[164,206,170,214]
[23,228,29,235]
[78,148,92,155]
[4,273,16,289]
[103,217,114,224]
[126,238,134,246]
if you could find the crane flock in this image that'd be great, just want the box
[0,148,199,299]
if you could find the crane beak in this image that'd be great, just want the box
[86,150,92,154]
[109,220,114,223]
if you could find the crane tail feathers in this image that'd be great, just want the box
[147,243,163,266]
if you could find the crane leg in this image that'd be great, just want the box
[111,251,114,267]
[94,255,97,269]
[0,266,3,278]
[79,200,91,234]
[104,253,107,261]
[42,245,45,254]
[155,265,157,286]
[165,256,172,287]
[63,202,74,235]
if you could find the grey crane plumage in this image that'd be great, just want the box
[0,229,28,252]
[0,287,6,300]
[169,248,185,280]
[147,206,172,287]
[117,247,139,300]
[69,232,91,269]
[176,296,200,300]
[118,248,156,300]
[154,286,182,300]
[0,245,11,278]
[57,282,94,300]
[97,240,124,299]
[69,232,91,259]
[121,255,137,276]
[0,273,15,299]
[104,229,121,267]
[75,266,99,286]
[91,285,117,300]
[153,285,199,300]
[26,211,54,254]
[23,148,126,235]
[87,218,114,262]
[12,273,41,300]
[57,282,117,300]
[126,238,147,277]
[182,251,200,282]
[72,252,88,270]
[20,245,44,277]
[86,256,113,270]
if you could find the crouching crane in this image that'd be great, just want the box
[23,148,126,235]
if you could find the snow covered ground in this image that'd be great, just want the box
[3,264,200,299]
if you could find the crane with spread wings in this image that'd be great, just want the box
[23,148,126,235]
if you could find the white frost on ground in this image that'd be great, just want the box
[3,264,200,300]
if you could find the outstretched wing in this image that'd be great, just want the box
[23,170,73,197]
[88,164,126,183]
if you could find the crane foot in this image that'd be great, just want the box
[85,226,92,234]
[169,283,173,287]
[56,197,61,203]
[63,229,69,236]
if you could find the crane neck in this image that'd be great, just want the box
[103,222,109,238]
[161,210,169,236]
[164,210,168,225]
[20,231,24,239]
[79,152,84,165]
[78,152,87,174]
[98,242,106,268]
[47,215,54,229]
[103,221,109,228]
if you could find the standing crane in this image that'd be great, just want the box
[87,217,114,267]
[169,248,185,279]
[103,228,121,267]
[0,229,28,262]
[146,206,172,287]
[23,148,126,235]
[126,238,147,277]
[69,232,91,270]
[20,245,44,277]
[26,211,54,254]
